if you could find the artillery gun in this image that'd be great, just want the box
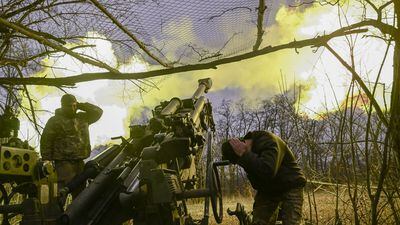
[0,78,229,225]
[61,77,229,225]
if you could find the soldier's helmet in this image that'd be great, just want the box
[61,94,77,107]
[3,106,13,116]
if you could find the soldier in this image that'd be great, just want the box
[222,131,306,225]
[0,106,20,144]
[40,94,103,201]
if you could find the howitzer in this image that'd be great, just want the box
[59,78,229,225]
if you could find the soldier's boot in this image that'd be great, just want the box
[227,203,252,225]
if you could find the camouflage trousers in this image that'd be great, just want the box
[252,188,304,225]
[55,160,85,200]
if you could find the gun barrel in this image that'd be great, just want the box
[161,97,182,116]
[91,144,124,167]
[62,144,126,194]
[191,96,206,123]
[192,78,212,100]
[61,148,132,225]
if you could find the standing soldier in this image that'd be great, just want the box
[40,94,103,202]
[222,130,306,225]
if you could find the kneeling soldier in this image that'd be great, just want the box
[222,131,306,225]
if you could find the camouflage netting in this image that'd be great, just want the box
[0,0,296,76]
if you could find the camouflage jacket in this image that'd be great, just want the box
[40,103,103,160]
[0,115,20,138]
[237,131,306,196]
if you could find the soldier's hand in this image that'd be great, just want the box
[229,138,248,157]
[76,102,82,110]
[42,160,54,175]
[77,102,90,111]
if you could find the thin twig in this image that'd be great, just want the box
[88,0,170,67]
[324,44,388,127]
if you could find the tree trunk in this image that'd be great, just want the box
[392,2,400,175]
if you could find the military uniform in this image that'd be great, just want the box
[0,110,20,144]
[40,102,102,198]
[236,131,306,225]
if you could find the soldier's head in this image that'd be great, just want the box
[3,106,13,117]
[61,94,77,117]
[221,136,252,164]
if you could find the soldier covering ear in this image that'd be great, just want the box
[40,94,103,204]
[222,130,306,225]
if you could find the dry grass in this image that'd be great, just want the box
[187,197,254,225]
[5,189,398,225]
[188,189,398,225]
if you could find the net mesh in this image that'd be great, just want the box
[0,0,295,74]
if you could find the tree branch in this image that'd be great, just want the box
[324,44,389,127]
[0,28,367,86]
[0,44,95,66]
[337,19,399,40]
[4,0,45,18]
[198,7,252,22]
[0,17,119,73]
[379,0,394,12]
[88,0,170,67]
[14,66,41,135]
[253,0,266,51]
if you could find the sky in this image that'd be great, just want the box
[17,0,394,149]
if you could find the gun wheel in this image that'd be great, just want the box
[206,162,223,224]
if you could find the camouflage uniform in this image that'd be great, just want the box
[252,188,304,225]
[40,102,102,198]
[0,109,20,144]
[236,131,306,225]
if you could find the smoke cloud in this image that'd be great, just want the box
[19,2,393,148]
